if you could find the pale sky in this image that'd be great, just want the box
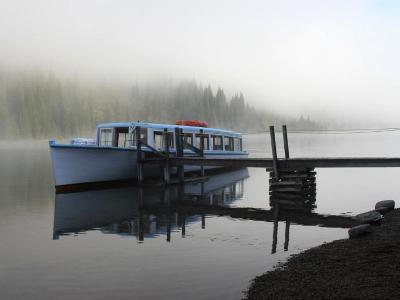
[1,0,400,124]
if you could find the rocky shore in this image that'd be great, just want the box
[245,208,400,300]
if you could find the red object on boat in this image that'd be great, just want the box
[175,120,208,127]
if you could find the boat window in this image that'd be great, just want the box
[99,128,113,146]
[224,136,234,151]
[154,131,174,149]
[182,133,193,145]
[115,127,129,148]
[195,133,209,150]
[212,135,223,150]
[132,128,148,146]
[234,138,242,151]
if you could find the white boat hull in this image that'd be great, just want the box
[49,144,248,188]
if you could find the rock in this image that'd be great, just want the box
[375,206,392,215]
[348,224,373,239]
[375,200,395,211]
[354,211,383,224]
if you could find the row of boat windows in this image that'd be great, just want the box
[98,127,243,151]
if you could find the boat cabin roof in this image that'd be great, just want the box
[96,122,242,138]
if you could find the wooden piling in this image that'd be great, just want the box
[166,215,171,242]
[200,181,205,197]
[138,186,144,242]
[136,126,144,184]
[200,129,205,177]
[138,186,144,207]
[269,168,317,211]
[181,213,186,237]
[166,192,172,242]
[138,215,144,242]
[282,125,290,159]
[175,128,185,183]
[284,220,290,251]
[163,128,170,184]
[269,126,279,179]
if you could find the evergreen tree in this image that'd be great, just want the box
[0,69,324,138]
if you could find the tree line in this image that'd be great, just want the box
[0,69,322,138]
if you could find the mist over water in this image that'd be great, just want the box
[1,0,400,125]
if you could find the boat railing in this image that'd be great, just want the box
[182,141,203,156]
[175,128,204,157]
[141,143,165,157]
[134,126,204,158]
[135,126,165,158]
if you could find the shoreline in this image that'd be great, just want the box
[244,208,400,300]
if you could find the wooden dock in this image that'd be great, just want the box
[136,124,400,215]
[167,157,400,169]
[139,124,400,182]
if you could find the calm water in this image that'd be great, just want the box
[2,132,400,299]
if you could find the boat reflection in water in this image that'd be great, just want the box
[53,168,356,253]
[53,168,249,241]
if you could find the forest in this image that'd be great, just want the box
[0,69,322,138]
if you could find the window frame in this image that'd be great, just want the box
[131,128,148,146]
[234,137,243,152]
[195,133,210,150]
[153,131,174,149]
[99,128,113,147]
[224,136,234,151]
[115,127,129,148]
[212,135,223,150]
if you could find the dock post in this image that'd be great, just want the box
[136,126,144,184]
[175,128,184,183]
[166,205,172,243]
[200,129,205,178]
[284,220,290,251]
[138,215,144,242]
[200,181,205,198]
[137,187,144,242]
[282,124,290,159]
[163,128,170,184]
[269,126,279,179]
[201,214,206,229]
[179,128,185,182]
[181,213,186,238]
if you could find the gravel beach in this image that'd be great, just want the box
[245,209,400,300]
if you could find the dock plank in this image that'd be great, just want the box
[169,157,400,169]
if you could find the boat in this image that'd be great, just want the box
[49,121,248,190]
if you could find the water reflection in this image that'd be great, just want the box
[53,169,248,240]
[269,168,317,253]
[53,168,355,254]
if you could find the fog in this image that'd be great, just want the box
[1,0,400,125]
